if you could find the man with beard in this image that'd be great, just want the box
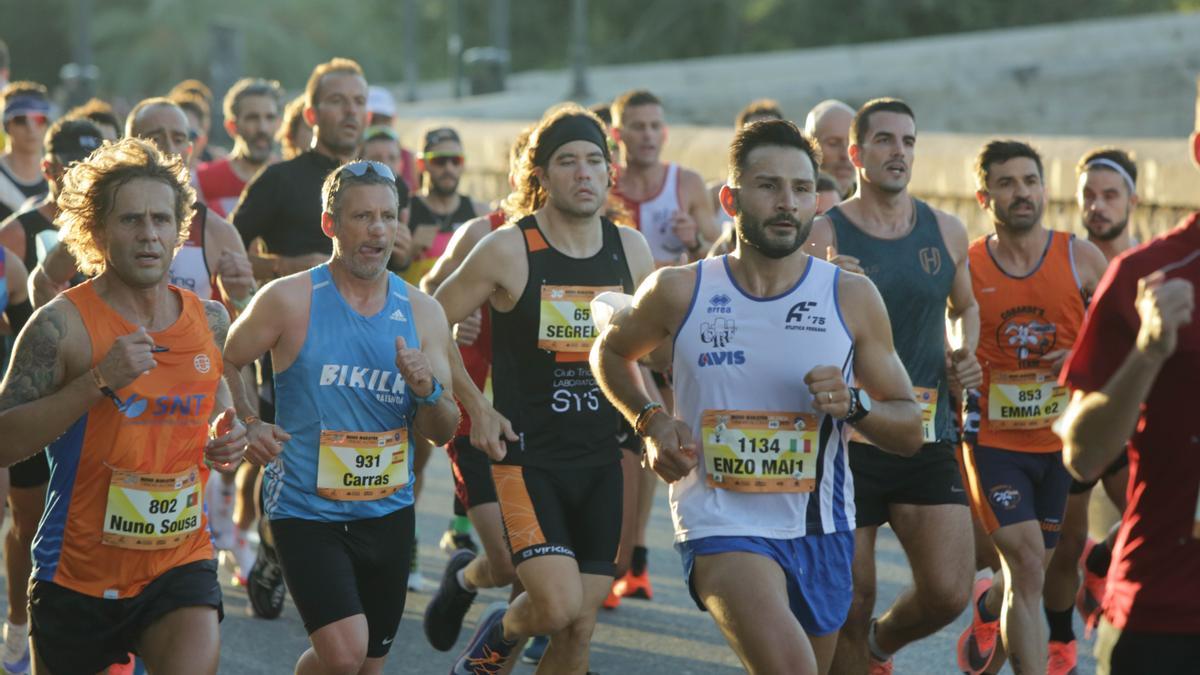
[593,118,922,674]
[222,160,460,675]
[804,100,857,199]
[957,140,1107,675]
[436,106,654,674]
[197,78,284,218]
[803,98,980,675]
[1077,148,1139,262]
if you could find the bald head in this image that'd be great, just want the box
[126,98,193,167]
[805,99,856,196]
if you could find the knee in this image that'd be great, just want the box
[843,584,876,632]
[1054,528,1087,566]
[315,642,368,675]
[529,595,578,635]
[1003,549,1046,598]
[921,581,972,625]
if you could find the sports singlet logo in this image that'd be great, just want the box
[707,293,733,314]
[698,350,745,367]
[996,305,1057,366]
[700,318,736,349]
[646,205,685,255]
[919,247,942,276]
[319,364,407,405]
[785,301,827,333]
[113,393,208,422]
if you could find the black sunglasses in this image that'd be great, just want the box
[339,160,396,182]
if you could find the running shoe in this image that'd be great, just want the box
[956,577,1000,675]
[602,585,621,610]
[1048,640,1078,675]
[867,656,893,675]
[246,538,286,620]
[440,528,479,556]
[520,635,549,665]
[611,568,653,600]
[1076,538,1106,636]
[425,549,479,651]
[451,602,516,675]
[2,621,29,675]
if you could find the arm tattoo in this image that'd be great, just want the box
[0,306,67,412]
[203,300,231,351]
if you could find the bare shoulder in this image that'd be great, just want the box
[932,207,970,261]
[250,270,313,315]
[804,214,835,255]
[453,215,495,249]
[406,284,449,326]
[835,267,885,336]
[678,167,708,196]
[477,223,525,257]
[0,296,87,409]
[640,262,699,306]
[1070,236,1110,288]
[201,299,231,345]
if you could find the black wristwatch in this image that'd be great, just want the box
[842,387,872,424]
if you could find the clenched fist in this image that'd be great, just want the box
[396,336,434,398]
[96,327,159,390]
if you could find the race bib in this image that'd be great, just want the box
[850,386,938,445]
[702,410,818,493]
[103,467,202,550]
[987,370,1068,430]
[537,285,620,353]
[317,428,409,501]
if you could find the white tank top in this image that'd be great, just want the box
[670,255,855,542]
[619,163,684,264]
[169,204,215,300]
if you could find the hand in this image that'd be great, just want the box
[1136,271,1194,362]
[671,211,699,251]
[1042,348,1072,376]
[206,407,246,473]
[243,418,291,466]
[96,327,159,390]
[642,411,698,483]
[216,251,256,304]
[949,347,983,390]
[30,266,68,307]
[805,365,851,418]
[453,310,483,347]
[466,401,518,461]
[395,336,434,398]
[826,245,864,275]
[391,223,413,268]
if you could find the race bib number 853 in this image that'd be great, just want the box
[987,370,1068,430]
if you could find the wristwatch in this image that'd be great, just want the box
[842,387,872,424]
[409,377,444,407]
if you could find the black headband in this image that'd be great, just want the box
[534,115,610,166]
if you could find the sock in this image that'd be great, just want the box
[1045,605,1075,643]
[866,619,892,662]
[978,590,999,623]
[1085,540,1112,577]
[631,546,648,576]
[456,566,477,593]
[452,515,472,535]
[2,621,28,661]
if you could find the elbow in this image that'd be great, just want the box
[1062,441,1102,484]
[897,421,924,457]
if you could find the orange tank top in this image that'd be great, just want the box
[969,231,1086,453]
[32,282,222,599]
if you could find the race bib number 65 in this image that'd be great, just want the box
[538,285,620,353]
[702,410,818,493]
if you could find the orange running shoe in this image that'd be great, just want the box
[1076,539,1107,637]
[867,656,893,675]
[1048,640,1078,675]
[602,584,621,610]
[956,577,1000,675]
[612,568,653,600]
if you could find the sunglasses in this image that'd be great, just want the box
[9,113,48,127]
[424,153,464,168]
[339,160,396,181]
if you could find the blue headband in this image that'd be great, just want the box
[3,95,50,122]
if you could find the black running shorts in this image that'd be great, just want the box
[447,435,497,510]
[849,441,968,528]
[9,449,49,488]
[271,506,414,658]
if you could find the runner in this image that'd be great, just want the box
[1056,89,1199,675]
[277,95,313,162]
[436,106,654,674]
[0,136,245,674]
[0,81,49,223]
[710,100,786,237]
[800,98,979,675]
[196,78,284,218]
[593,118,924,674]
[223,158,460,675]
[956,140,1108,675]
[804,100,857,199]
[64,98,122,142]
[365,86,417,191]
[169,80,219,163]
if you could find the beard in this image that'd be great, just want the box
[1083,211,1130,242]
[996,197,1043,231]
[735,202,812,260]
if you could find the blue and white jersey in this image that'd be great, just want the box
[670,255,855,541]
[265,264,419,522]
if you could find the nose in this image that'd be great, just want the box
[778,188,801,214]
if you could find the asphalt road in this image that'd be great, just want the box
[4,448,1099,674]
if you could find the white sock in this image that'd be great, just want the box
[3,621,28,660]
[867,619,892,661]
[456,566,477,592]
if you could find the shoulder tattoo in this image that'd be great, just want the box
[203,300,231,350]
[0,305,68,412]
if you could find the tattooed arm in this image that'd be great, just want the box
[203,299,235,419]
[0,299,100,465]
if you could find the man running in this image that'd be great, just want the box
[1056,85,1200,675]
[436,106,654,674]
[957,140,1107,675]
[222,159,460,674]
[804,100,857,199]
[0,137,245,674]
[0,81,49,222]
[594,118,923,675]
[196,78,284,218]
[403,127,488,283]
[798,97,980,675]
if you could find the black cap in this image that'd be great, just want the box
[46,118,105,163]
[422,127,461,153]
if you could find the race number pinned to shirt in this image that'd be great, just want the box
[702,410,818,493]
[988,370,1068,430]
[103,467,203,550]
[538,285,620,353]
[851,386,938,445]
[317,428,409,501]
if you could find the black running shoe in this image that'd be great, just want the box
[247,537,286,619]
[425,548,479,650]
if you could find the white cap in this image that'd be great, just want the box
[367,86,397,119]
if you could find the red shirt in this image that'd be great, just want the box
[196,158,248,219]
[454,209,505,438]
[1061,214,1200,634]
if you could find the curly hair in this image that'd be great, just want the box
[501,105,610,218]
[277,95,310,160]
[58,138,195,276]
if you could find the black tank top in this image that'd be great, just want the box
[17,207,55,270]
[491,215,634,468]
[408,194,478,232]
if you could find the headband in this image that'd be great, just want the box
[1083,158,1136,193]
[534,115,610,166]
[3,95,50,122]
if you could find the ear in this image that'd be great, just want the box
[1128,191,1140,209]
[849,143,863,169]
[321,211,336,238]
[718,184,737,217]
[975,190,989,209]
[224,119,237,138]
[303,106,317,128]
[533,164,547,189]
[1190,131,1200,170]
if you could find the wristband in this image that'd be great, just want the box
[91,367,121,407]
[634,401,665,437]
[409,377,444,407]
[242,415,261,426]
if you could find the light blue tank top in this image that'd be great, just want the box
[264,264,419,522]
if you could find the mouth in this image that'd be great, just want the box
[358,243,386,258]
[134,251,161,266]
[575,187,596,199]
[884,163,907,177]
[766,219,797,233]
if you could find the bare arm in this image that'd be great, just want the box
[682,169,718,261]
[5,248,28,307]
[406,291,460,446]
[1072,237,1110,299]
[205,211,257,310]
[222,279,291,419]
[420,216,492,295]
[940,211,982,390]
